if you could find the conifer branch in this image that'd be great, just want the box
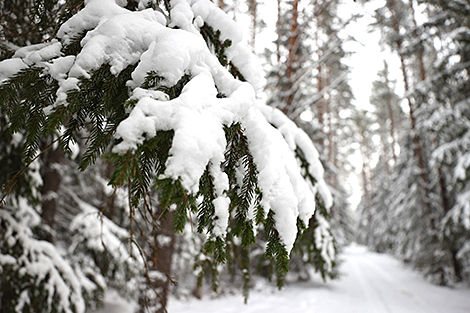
[197,165,217,234]
[1,136,60,205]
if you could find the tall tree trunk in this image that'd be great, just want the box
[40,146,64,227]
[325,87,335,193]
[408,0,451,218]
[331,98,339,190]
[248,0,257,52]
[360,137,371,214]
[139,208,176,313]
[388,0,430,211]
[381,131,391,176]
[408,0,426,82]
[316,30,325,145]
[326,92,333,165]
[283,0,299,115]
[383,61,398,164]
[276,0,281,64]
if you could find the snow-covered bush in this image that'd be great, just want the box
[68,196,143,309]
[0,199,84,313]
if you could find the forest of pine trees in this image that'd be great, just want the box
[0,0,469,313]
[356,0,470,285]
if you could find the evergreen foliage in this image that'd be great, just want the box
[0,0,335,311]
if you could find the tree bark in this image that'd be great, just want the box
[388,0,430,208]
[40,147,64,227]
[283,0,299,115]
[139,208,176,313]
[316,29,325,145]
[248,0,258,52]
[276,0,281,64]
[383,62,398,164]
[408,0,426,82]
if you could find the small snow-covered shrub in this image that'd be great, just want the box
[68,197,143,307]
[0,199,84,313]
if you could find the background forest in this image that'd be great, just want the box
[0,0,469,313]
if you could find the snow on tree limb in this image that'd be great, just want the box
[0,0,330,265]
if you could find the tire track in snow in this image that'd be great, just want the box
[343,247,441,313]
[347,255,393,313]
[360,254,442,313]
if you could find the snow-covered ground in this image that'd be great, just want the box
[90,244,470,313]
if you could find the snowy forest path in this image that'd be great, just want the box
[166,244,470,313]
[90,244,470,313]
[342,244,446,313]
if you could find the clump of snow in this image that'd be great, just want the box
[0,58,27,83]
[259,105,333,211]
[0,40,63,82]
[13,40,62,65]
[317,180,333,210]
[44,56,76,82]
[115,73,235,196]
[128,27,207,88]
[191,0,243,44]
[190,0,264,89]
[210,162,231,238]
[229,44,265,90]
[68,9,167,78]
[243,109,302,252]
[58,0,129,45]
[169,0,196,31]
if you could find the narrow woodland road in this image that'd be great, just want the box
[168,244,470,313]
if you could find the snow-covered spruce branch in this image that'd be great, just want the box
[0,0,334,310]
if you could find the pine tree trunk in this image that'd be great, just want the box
[331,100,339,190]
[451,247,463,282]
[139,208,176,313]
[326,88,333,166]
[383,62,398,164]
[276,0,281,64]
[408,0,452,220]
[40,147,64,227]
[248,0,258,52]
[381,132,391,176]
[317,65,324,126]
[360,134,371,212]
[316,29,325,146]
[283,0,299,115]
[388,0,430,212]
[408,0,426,82]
